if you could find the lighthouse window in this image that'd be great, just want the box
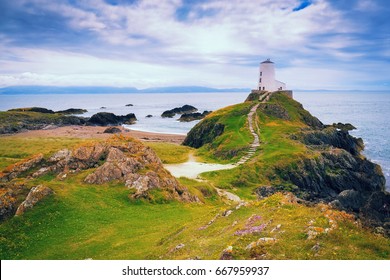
[259,78,262,83]
[260,72,262,76]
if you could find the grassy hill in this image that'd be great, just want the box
[0,92,389,259]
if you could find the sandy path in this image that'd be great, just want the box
[1,125,186,144]
[164,153,235,179]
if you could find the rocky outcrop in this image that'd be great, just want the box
[161,105,197,118]
[15,185,53,216]
[275,149,385,199]
[297,127,364,156]
[331,122,356,131]
[87,112,137,126]
[24,137,197,203]
[0,183,28,221]
[0,154,44,182]
[273,139,388,233]
[183,117,225,148]
[179,111,212,122]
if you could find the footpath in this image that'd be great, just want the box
[234,92,271,166]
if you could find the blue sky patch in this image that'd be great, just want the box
[293,0,312,12]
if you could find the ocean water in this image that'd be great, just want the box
[0,92,248,135]
[0,90,389,189]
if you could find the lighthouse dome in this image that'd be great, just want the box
[261,58,274,64]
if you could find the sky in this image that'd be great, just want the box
[0,0,389,90]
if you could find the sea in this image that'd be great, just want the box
[0,90,389,190]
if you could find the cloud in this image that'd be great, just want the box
[0,0,389,90]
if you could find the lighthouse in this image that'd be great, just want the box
[258,59,286,91]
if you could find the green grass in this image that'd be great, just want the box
[1,93,389,260]
[0,167,388,260]
[145,142,192,164]
[0,136,96,170]
[195,102,253,163]
[196,93,314,196]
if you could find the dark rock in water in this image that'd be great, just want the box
[15,185,53,216]
[146,115,153,118]
[88,112,118,126]
[332,122,356,131]
[179,112,203,122]
[161,104,197,118]
[162,111,175,118]
[100,107,106,109]
[122,113,137,124]
[8,107,55,114]
[56,108,88,114]
[183,117,224,148]
[179,111,212,122]
[125,104,133,107]
[103,127,122,134]
[87,112,137,126]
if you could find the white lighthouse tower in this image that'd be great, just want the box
[258,59,286,91]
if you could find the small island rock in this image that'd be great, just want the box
[161,105,197,118]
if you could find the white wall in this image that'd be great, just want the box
[275,80,286,90]
[257,61,287,91]
[258,62,275,91]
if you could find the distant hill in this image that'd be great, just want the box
[0,85,250,94]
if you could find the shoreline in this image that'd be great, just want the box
[0,125,186,144]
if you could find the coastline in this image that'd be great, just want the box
[0,125,186,144]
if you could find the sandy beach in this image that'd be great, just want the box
[2,125,186,144]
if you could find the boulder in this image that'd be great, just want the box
[85,147,142,184]
[87,112,137,126]
[87,112,120,126]
[0,183,28,221]
[103,127,122,134]
[146,115,153,118]
[334,189,365,211]
[125,104,133,107]
[15,185,53,216]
